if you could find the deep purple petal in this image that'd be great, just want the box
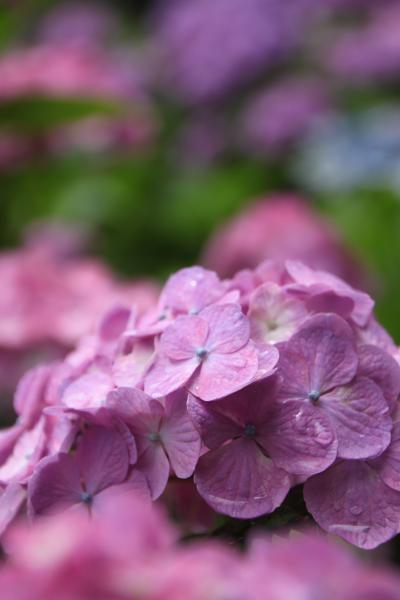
[372,422,400,491]
[187,394,241,450]
[262,401,337,476]
[195,438,290,518]
[321,377,392,460]
[358,344,400,412]
[157,395,201,478]
[76,426,130,494]
[304,460,400,549]
[28,453,82,516]
[277,314,358,400]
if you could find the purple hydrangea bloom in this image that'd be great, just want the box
[188,377,337,518]
[155,0,315,103]
[106,387,201,499]
[277,313,392,460]
[28,425,148,517]
[145,303,278,401]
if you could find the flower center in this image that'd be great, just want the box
[196,347,208,361]
[243,423,257,438]
[148,432,161,442]
[308,390,321,403]
[80,491,93,505]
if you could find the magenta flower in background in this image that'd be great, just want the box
[202,195,365,287]
[277,313,392,460]
[28,425,148,517]
[106,387,201,499]
[145,303,277,401]
[189,377,337,518]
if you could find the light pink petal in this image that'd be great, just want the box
[249,282,307,344]
[160,394,201,478]
[201,304,250,353]
[187,394,241,450]
[76,426,130,494]
[190,342,258,401]
[195,439,290,518]
[161,266,224,314]
[0,482,26,536]
[13,364,52,426]
[261,401,337,476]
[62,369,112,410]
[144,355,198,398]
[252,342,279,382]
[160,315,208,360]
[278,314,358,400]
[112,340,154,388]
[304,460,400,549]
[28,453,82,516]
[135,443,170,500]
[358,345,400,412]
[93,474,151,515]
[372,422,400,491]
[0,417,47,485]
[321,377,392,460]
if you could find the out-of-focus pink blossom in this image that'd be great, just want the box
[202,195,365,287]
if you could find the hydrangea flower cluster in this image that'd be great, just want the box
[1,259,400,551]
[1,494,400,600]
[0,224,158,397]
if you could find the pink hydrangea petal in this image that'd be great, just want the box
[305,290,354,320]
[28,453,83,516]
[201,304,250,353]
[261,401,337,476]
[161,266,224,314]
[321,377,392,460]
[62,369,112,411]
[252,342,279,382]
[304,460,400,549]
[93,475,150,515]
[187,394,241,450]
[160,315,209,360]
[13,364,52,427]
[372,422,400,491]
[0,482,26,537]
[286,260,374,327]
[144,355,199,398]
[107,387,163,443]
[76,426,130,494]
[135,443,170,500]
[278,314,358,400]
[249,282,307,344]
[358,345,400,412]
[0,417,47,485]
[190,342,258,401]
[195,438,290,518]
[112,340,154,388]
[160,394,201,478]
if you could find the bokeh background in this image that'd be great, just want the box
[1,0,400,337]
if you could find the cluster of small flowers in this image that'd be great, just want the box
[1,494,399,600]
[0,224,158,396]
[1,258,400,550]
